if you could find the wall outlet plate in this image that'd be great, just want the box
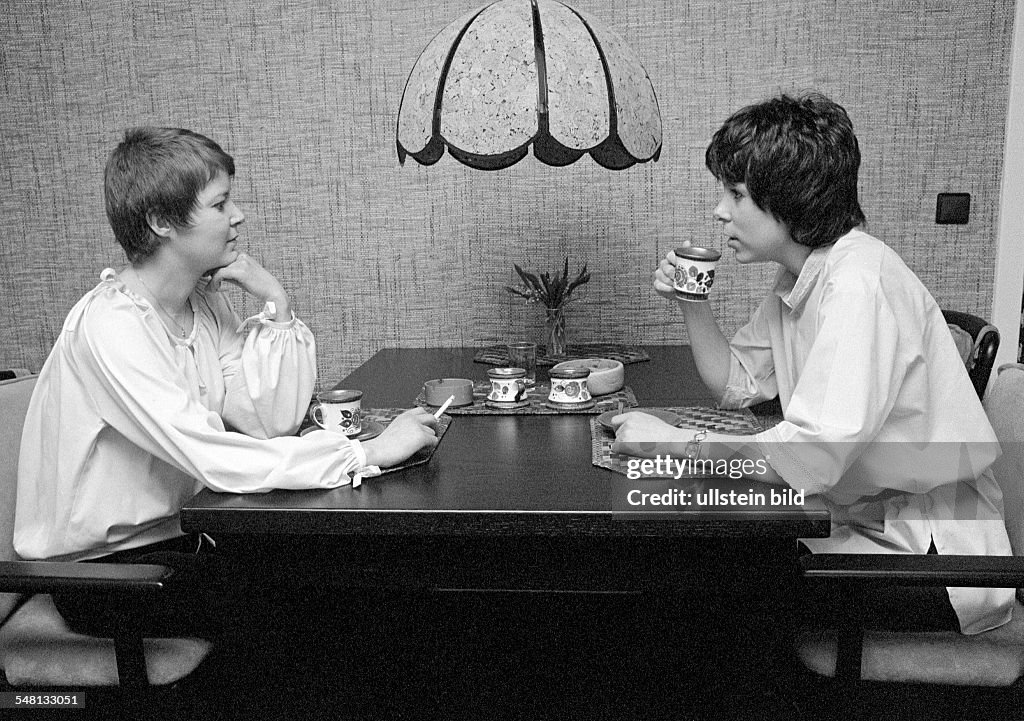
[936,192,970,224]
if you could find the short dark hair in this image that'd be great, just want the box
[704,92,866,248]
[104,127,235,263]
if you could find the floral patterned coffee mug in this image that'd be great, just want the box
[309,389,363,436]
[673,247,722,302]
[547,367,592,405]
[487,367,528,404]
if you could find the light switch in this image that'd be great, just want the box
[936,193,970,224]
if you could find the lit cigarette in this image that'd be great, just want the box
[434,395,455,418]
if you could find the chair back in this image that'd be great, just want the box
[943,309,1000,399]
[0,375,37,624]
[983,364,1024,556]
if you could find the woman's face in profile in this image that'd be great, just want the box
[167,171,245,276]
[714,182,791,265]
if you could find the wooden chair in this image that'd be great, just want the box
[795,363,1024,689]
[943,309,1000,399]
[0,375,211,700]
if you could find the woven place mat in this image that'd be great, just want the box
[591,406,761,477]
[474,343,650,367]
[300,408,451,476]
[416,381,637,415]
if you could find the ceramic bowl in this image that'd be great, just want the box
[549,358,624,396]
[423,377,475,406]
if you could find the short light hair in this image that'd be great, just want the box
[705,92,866,248]
[104,127,235,262]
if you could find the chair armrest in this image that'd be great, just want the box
[0,560,179,690]
[0,560,173,595]
[800,554,1024,588]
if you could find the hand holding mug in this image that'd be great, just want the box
[654,249,684,300]
[669,244,721,302]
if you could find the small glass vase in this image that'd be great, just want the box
[545,306,567,357]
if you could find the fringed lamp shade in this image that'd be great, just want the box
[396,0,662,171]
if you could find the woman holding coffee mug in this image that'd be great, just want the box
[15,128,437,638]
[612,94,1012,636]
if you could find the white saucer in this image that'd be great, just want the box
[300,420,385,441]
[485,399,531,410]
[545,399,596,412]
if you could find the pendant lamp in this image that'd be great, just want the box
[396,0,662,170]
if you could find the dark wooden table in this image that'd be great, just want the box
[180,346,828,593]
[180,347,830,717]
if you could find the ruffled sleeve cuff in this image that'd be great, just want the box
[236,302,298,333]
[347,438,368,468]
[346,438,381,488]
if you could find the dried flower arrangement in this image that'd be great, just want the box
[504,257,591,309]
[504,258,590,356]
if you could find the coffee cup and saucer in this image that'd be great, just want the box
[545,366,595,411]
[303,389,384,441]
[485,367,531,409]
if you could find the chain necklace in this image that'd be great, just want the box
[135,272,190,339]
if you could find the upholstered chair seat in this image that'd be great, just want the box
[0,594,210,686]
[0,374,210,690]
[796,363,1024,688]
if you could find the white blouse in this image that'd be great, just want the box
[721,230,1014,634]
[16,270,368,561]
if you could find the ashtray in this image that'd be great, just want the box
[423,378,475,407]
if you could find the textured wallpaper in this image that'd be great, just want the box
[0,0,1015,387]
